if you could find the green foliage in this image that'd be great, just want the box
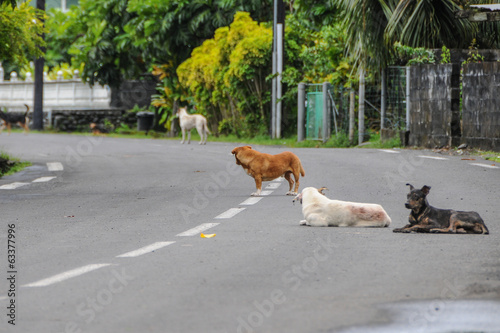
[0,2,46,65]
[333,0,395,73]
[150,63,187,130]
[440,45,451,64]
[393,42,435,66]
[283,15,354,88]
[45,7,84,69]
[0,151,31,178]
[291,0,338,29]
[462,39,485,65]
[360,132,401,149]
[328,132,352,148]
[177,12,272,136]
[386,0,475,49]
[67,0,147,87]
[125,0,273,65]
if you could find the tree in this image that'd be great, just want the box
[127,1,275,133]
[0,2,46,66]
[177,12,273,136]
[385,0,477,49]
[291,0,338,28]
[68,0,146,88]
[44,7,85,68]
[126,0,274,66]
[333,0,396,74]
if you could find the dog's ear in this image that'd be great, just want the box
[421,185,431,195]
[406,183,414,191]
[244,145,252,150]
[317,187,328,195]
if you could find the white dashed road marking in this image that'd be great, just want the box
[240,197,264,205]
[177,223,220,236]
[214,208,246,219]
[379,149,400,154]
[32,176,57,183]
[418,155,449,160]
[259,190,273,196]
[0,182,29,190]
[23,264,112,288]
[47,162,64,171]
[265,182,281,189]
[117,242,175,258]
[470,163,499,169]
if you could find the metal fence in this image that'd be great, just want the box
[385,66,407,130]
[304,84,351,140]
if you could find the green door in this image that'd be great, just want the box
[306,91,323,140]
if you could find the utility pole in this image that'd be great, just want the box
[33,0,45,130]
[271,0,284,139]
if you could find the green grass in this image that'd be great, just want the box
[358,132,402,149]
[0,151,32,178]
[478,151,500,163]
[35,127,405,149]
[210,132,357,148]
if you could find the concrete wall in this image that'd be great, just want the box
[408,64,455,148]
[408,62,499,151]
[0,77,110,112]
[462,62,500,151]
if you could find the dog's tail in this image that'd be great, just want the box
[23,104,30,117]
[204,121,211,135]
[300,162,305,177]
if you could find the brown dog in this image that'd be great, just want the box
[231,146,305,196]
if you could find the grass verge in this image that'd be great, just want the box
[0,151,32,178]
[478,151,500,163]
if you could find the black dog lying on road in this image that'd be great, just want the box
[393,184,489,234]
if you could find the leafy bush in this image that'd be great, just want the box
[393,42,436,65]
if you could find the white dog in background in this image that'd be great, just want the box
[294,187,391,227]
[176,107,210,144]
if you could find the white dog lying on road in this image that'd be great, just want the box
[176,107,210,145]
[294,187,391,227]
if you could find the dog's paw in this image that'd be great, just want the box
[251,192,261,197]
[286,191,297,196]
[299,220,307,226]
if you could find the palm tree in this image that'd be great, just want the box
[385,0,477,49]
[333,0,397,144]
[333,0,396,74]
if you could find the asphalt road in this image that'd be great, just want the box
[0,133,499,333]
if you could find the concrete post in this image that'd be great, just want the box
[322,82,330,143]
[381,68,386,130]
[297,83,306,142]
[406,66,410,131]
[349,90,355,143]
